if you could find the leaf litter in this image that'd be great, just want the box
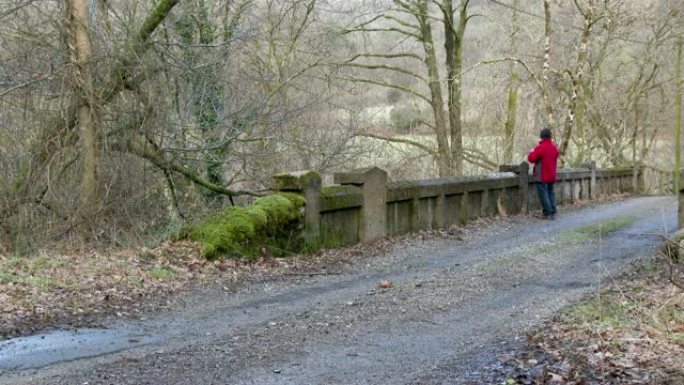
[488,255,684,385]
[0,225,470,340]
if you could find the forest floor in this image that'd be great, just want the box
[0,196,682,384]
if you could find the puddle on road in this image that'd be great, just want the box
[0,328,158,370]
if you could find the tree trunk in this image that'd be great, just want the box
[67,0,99,220]
[178,0,226,204]
[503,0,520,164]
[675,37,682,193]
[559,8,592,166]
[504,72,519,164]
[417,0,450,177]
[542,0,554,127]
[442,0,468,175]
[197,0,225,205]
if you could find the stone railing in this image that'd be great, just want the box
[272,163,641,248]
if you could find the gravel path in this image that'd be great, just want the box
[0,196,675,385]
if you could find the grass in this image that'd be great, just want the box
[497,242,555,265]
[564,298,637,330]
[506,255,684,384]
[559,215,637,244]
[562,275,684,348]
[149,266,175,280]
[0,273,55,288]
[0,248,186,298]
[0,254,67,290]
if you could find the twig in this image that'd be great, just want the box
[650,234,684,290]
[0,66,68,98]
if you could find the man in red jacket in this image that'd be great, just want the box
[527,128,560,219]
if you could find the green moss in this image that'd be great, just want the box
[188,193,305,259]
[321,185,362,209]
[272,173,299,188]
[272,171,321,190]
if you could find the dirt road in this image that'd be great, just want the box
[0,196,675,385]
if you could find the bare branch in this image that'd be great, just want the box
[0,0,39,19]
[354,132,438,156]
[463,148,498,170]
[0,65,68,98]
[338,77,431,103]
[122,136,265,198]
[343,27,422,40]
[465,57,545,97]
[162,137,273,153]
[344,52,424,62]
[338,62,426,82]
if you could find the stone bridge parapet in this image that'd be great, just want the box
[273,163,641,249]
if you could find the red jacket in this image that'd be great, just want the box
[527,138,559,183]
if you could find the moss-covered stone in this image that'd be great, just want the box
[188,193,306,259]
[321,185,363,211]
[272,171,321,191]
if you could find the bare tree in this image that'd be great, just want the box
[343,0,475,177]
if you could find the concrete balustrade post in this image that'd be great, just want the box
[435,193,446,228]
[335,167,388,242]
[272,170,322,246]
[498,162,530,214]
[581,161,597,200]
[518,162,530,214]
[632,165,643,194]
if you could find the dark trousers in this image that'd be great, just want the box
[536,182,557,217]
